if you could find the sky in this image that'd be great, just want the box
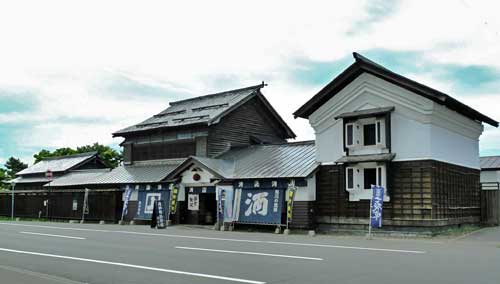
[0,0,499,165]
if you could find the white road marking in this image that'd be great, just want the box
[176,246,323,261]
[0,223,426,254]
[0,247,265,284]
[20,231,86,240]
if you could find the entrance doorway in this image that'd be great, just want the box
[179,186,216,225]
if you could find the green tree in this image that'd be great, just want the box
[0,168,8,190]
[33,143,122,168]
[5,157,28,177]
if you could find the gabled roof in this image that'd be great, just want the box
[167,141,318,180]
[480,156,500,171]
[16,152,102,176]
[294,52,498,127]
[113,83,296,138]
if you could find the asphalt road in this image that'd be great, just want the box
[0,221,499,284]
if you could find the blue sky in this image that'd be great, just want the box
[0,0,499,165]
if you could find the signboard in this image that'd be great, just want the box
[370,185,385,228]
[72,200,78,211]
[169,184,179,214]
[188,194,199,211]
[136,190,170,220]
[286,186,297,226]
[235,189,283,225]
[121,186,133,220]
[155,200,167,229]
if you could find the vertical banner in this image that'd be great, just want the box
[216,188,225,226]
[121,185,133,221]
[83,188,90,214]
[370,185,385,229]
[223,188,235,223]
[169,184,179,214]
[155,200,167,229]
[286,182,297,228]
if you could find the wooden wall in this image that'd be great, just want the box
[0,190,123,222]
[315,160,481,227]
[207,96,287,157]
[290,201,314,229]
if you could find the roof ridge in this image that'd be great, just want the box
[43,151,97,161]
[169,83,266,106]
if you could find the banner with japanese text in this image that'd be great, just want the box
[136,190,170,220]
[370,185,385,228]
[235,189,283,225]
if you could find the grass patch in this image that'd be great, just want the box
[435,225,481,237]
[0,216,49,222]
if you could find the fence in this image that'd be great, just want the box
[480,182,500,226]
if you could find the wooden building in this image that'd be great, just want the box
[0,152,120,220]
[294,52,499,229]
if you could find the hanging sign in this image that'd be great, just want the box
[235,189,283,225]
[223,188,235,223]
[136,190,170,220]
[370,185,385,228]
[169,184,179,214]
[216,188,225,224]
[188,194,199,211]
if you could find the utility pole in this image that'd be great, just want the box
[11,182,15,220]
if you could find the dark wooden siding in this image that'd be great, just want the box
[207,97,287,157]
[290,201,314,229]
[316,160,481,227]
[0,190,123,222]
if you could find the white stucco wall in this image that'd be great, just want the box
[309,73,483,169]
[480,170,500,183]
[293,174,316,202]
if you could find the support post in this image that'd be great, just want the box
[11,182,15,220]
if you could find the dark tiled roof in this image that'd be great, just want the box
[16,152,98,175]
[480,156,500,170]
[294,52,498,127]
[113,83,295,138]
[169,141,317,180]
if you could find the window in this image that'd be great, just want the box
[346,124,354,146]
[378,167,382,185]
[363,168,377,189]
[347,168,354,190]
[363,124,376,146]
[376,121,381,144]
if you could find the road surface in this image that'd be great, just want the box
[0,221,499,284]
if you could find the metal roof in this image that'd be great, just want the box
[169,141,318,180]
[10,176,52,184]
[89,159,184,185]
[294,52,498,127]
[44,169,111,187]
[16,152,98,176]
[480,156,500,170]
[113,83,296,138]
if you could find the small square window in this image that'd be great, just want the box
[363,124,376,146]
[364,168,377,189]
[347,168,354,189]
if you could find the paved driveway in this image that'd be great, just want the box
[458,226,500,244]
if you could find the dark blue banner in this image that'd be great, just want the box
[370,186,385,228]
[136,190,170,220]
[236,189,283,225]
